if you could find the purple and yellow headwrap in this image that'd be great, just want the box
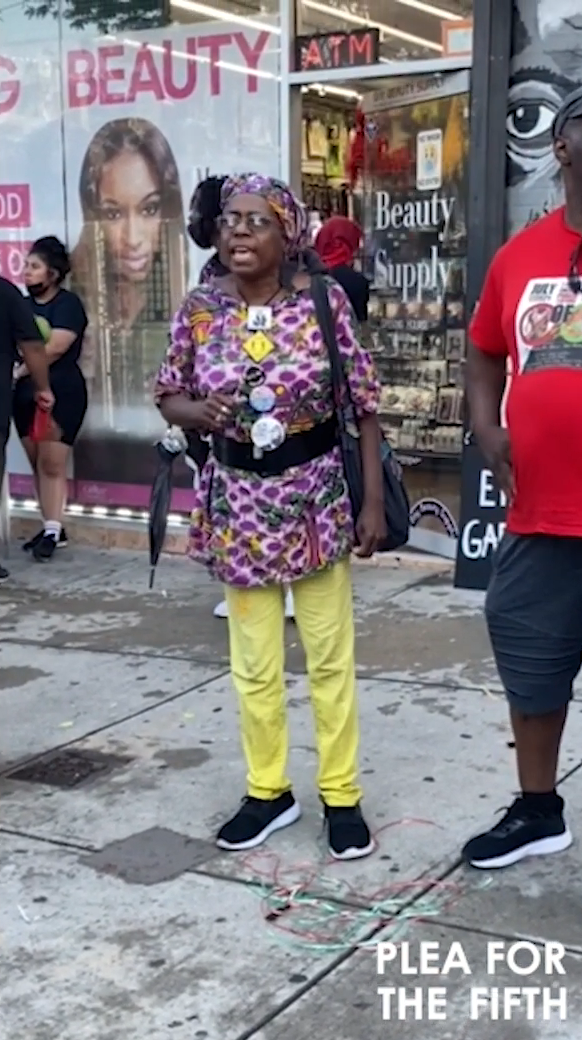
[220,173,309,258]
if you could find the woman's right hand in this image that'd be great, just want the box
[191,393,236,433]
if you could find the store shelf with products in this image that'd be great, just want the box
[367,255,467,468]
[298,74,469,471]
[360,73,470,470]
[300,87,362,225]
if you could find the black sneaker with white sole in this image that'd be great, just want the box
[216,791,301,851]
[24,527,67,552]
[324,803,375,860]
[462,795,572,869]
[0,564,9,583]
[32,533,59,562]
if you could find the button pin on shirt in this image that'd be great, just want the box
[243,366,266,391]
[249,385,276,413]
[247,306,273,331]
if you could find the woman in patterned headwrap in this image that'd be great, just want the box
[188,173,296,621]
[154,173,385,859]
[187,173,294,620]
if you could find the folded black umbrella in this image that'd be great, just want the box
[148,426,211,588]
[148,439,180,589]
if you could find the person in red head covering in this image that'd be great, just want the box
[315,216,369,322]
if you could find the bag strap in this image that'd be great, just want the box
[310,275,349,429]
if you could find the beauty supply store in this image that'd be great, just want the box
[0,0,473,556]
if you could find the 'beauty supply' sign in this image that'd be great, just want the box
[373,190,456,303]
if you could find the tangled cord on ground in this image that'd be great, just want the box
[238,817,489,954]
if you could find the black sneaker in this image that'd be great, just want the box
[216,791,301,851]
[324,803,375,861]
[32,533,58,562]
[24,527,67,552]
[462,795,572,869]
[0,565,8,583]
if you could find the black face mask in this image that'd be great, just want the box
[27,281,48,298]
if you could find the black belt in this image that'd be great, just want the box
[212,416,337,476]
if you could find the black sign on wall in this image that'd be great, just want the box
[295,29,380,72]
[452,1,512,590]
[453,434,507,590]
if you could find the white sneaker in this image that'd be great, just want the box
[213,588,295,620]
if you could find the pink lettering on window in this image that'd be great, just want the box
[0,240,33,283]
[0,185,31,228]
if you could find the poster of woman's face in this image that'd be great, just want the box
[72,117,187,326]
[70,117,190,491]
[508,0,582,233]
[97,147,164,284]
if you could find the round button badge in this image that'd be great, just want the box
[244,366,265,389]
[249,385,276,413]
[250,417,286,451]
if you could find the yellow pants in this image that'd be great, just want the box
[224,557,362,807]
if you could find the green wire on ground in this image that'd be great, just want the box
[247,876,486,955]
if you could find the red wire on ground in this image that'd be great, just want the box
[238,817,469,951]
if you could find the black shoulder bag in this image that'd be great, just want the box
[311,275,410,552]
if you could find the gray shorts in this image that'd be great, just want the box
[485,533,582,715]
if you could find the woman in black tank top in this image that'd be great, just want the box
[13,236,88,562]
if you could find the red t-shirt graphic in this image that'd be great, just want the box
[470,207,582,537]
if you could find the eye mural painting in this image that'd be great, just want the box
[508,0,582,234]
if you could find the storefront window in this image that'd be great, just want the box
[168,0,282,29]
[301,84,362,225]
[2,1,280,40]
[298,66,470,553]
[362,71,469,544]
[294,0,472,65]
[1,0,282,508]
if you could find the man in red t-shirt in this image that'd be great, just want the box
[463,86,582,870]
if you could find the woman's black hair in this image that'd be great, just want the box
[188,175,228,249]
[30,235,71,284]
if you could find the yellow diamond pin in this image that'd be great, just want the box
[242,332,275,363]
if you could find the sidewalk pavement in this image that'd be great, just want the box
[1,544,581,1040]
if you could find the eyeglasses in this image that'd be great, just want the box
[218,211,274,232]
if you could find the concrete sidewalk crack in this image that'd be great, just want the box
[0,667,230,779]
[0,826,94,853]
[230,860,464,1040]
[0,636,229,665]
[420,917,582,958]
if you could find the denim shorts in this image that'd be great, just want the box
[485,533,582,715]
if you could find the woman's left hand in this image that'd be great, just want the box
[354,498,387,558]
